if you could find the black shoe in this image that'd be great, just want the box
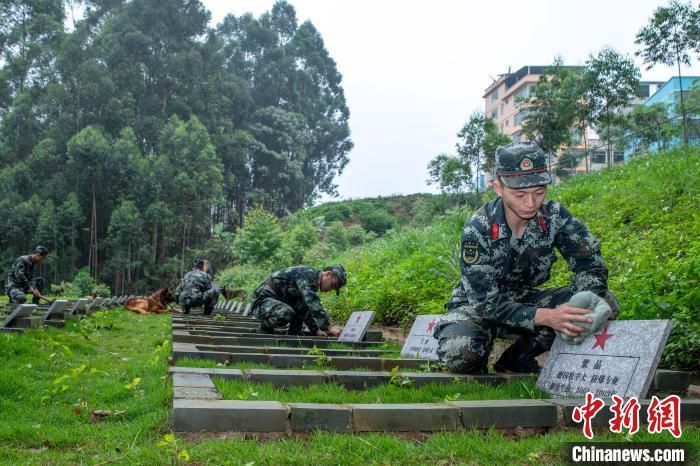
[182,306,191,315]
[258,324,275,335]
[494,355,541,374]
[494,340,542,374]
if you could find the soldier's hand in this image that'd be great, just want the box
[314,329,328,337]
[31,288,41,298]
[535,305,593,337]
[327,326,341,337]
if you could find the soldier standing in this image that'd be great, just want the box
[6,245,49,304]
[434,142,620,374]
[251,264,346,337]
[174,259,220,315]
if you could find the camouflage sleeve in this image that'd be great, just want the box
[296,277,331,332]
[459,225,538,331]
[11,259,30,288]
[555,206,608,295]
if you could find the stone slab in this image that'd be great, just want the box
[451,399,558,428]
[537,320,672,399]
[14,316,43,328]
[174,386,222,400]
[289,403,352,432]
[172,373,215,389]
[246,369,327,387]
[651,370,690,392]
[169,367,244,381]
[173,399,287,432]
[401,314,441,360]
[338,311,375,342]
[352,403,459,432]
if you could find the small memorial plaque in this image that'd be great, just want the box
[400,314,441,360]
[338,311,375,342]
[537,320,672,399]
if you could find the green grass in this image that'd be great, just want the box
[214,377,546,403]
[0,310,697,465]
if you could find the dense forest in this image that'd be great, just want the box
[0,0,351,292]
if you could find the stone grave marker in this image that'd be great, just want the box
[400,314,441,360]
[242,303,252,317]
[1,304,36,329]
[537,320,672,399]
[338,311,375,342]
[42,300,68,322]
[66,299,88,317]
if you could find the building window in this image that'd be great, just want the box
[514,110,530,126]
[491,109,498,119]
[592,151,606,164]
[505,119,509,127]
[614,151,624,163]
[491,90,499,101]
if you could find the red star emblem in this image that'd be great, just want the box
[356,315,362,323]
[592,325,614,351]
[426,318,436,333]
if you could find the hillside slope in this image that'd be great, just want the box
[323,147,700,369]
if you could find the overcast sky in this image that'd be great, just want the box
[201,0,700,201]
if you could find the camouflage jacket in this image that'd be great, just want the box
[176,270,213,295]
[446,197,608,331]
[6,255,37,291]
[253,266,331,332]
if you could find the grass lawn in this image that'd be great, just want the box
[214,377,546,403]
[0,310,696,465]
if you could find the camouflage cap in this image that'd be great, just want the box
[495,142,552,188]
[34,245,49,256]
[192,258,205,270]
[329,264,347,296]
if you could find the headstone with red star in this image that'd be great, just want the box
[536,320,672,399]
[338,311,375,342]
[400,314,442,360]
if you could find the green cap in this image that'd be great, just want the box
[495,142,552,188]
[330,264,347,296]
[34,245,49,256]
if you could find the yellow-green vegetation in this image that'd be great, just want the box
[214,377,546,403]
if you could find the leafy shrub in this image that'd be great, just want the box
[56,267,111,297]
[232,207,282,265]
[359,209,395,235]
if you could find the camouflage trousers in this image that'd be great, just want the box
[252,297,308,334]
[177,287,219,314]
[7,277,45,304]
[434,286,620,374]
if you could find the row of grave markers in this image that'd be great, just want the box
[181,306,674,400]
[0,294,136,331]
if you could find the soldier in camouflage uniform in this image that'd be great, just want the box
[6,245,49,304]
[434,142,620,374]
[251,264,346,337]
[174,259,220,315]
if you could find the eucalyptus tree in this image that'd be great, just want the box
[584,48,641,167]
[156,115,223,272]
[636,0,700,144]
[66,125,111,277]
[0,0,65,164]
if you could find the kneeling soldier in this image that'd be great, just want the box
[174,259,220,315]
[434,142,620,374]
[251,264,346,337]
